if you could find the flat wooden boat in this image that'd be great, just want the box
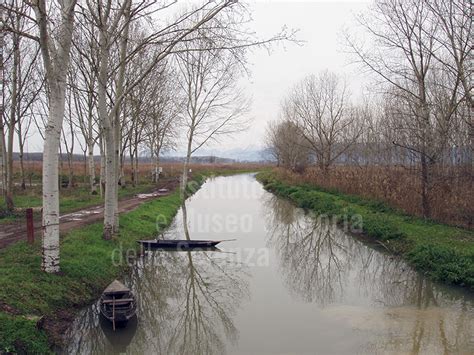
[138,239,222,249]
[99,280,136,330]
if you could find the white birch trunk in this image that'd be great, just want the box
[181,126,194,199]
[103,127,116,239]
[42,87,66,272]
[34,0,77,273]
[98,32,116,239]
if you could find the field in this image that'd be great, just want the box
[0,160,265,220]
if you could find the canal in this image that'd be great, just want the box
[64,174,474,354]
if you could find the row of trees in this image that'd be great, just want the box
[0,0,294,272]
[267,0,472,220]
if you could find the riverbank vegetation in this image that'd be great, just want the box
[257,170,474,289]
[265,0,472,229]
[0,174,207,353]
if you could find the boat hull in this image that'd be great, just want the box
[138,239,221,249]
[99,310,134,326]
[99,280,136,327]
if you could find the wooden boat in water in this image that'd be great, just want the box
[100,280,136,330]
[138,239,223,249]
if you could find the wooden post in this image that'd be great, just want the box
[112,296,116,331]
[26,208,34,244]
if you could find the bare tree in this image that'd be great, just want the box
[144,67,180,183]
[346,0,442,218]
[29,0,78,273]
[176,29,249,193]
[1,1,42,207]
[63,86,76,188]
[284,71,363,176]
[0,4,7,203]
[425,0,472,153]
[70,23,100,194]
[83,0,250,239]
[265,119,311,172]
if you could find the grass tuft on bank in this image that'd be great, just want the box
[257,170,474,289]
[0,175,205,353]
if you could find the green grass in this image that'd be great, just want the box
[0,175,205,353]
[0,313,49,354]
[257,170,474,289]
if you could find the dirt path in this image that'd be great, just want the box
[0,179,179,249]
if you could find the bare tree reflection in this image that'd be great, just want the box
[263,193,474,354]
[264,195,350,305]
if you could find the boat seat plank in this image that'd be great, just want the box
[102,298,134,304]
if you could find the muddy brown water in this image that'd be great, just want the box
[63,174,474,354]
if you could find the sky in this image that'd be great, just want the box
[202,0,371,154]
[23,0,372,156]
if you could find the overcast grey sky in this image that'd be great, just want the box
[201,0,371,154]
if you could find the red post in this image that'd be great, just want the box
[26,208,34,244]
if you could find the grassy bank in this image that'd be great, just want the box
[0,175,205,353]
[257,170,474,289]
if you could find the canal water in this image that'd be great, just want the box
[64,174,474,354]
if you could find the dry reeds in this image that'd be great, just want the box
[274,165,473,229]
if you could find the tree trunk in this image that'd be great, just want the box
[103,126,116,240]
[129,148,135,187]
[5,32,20,211]
[42,84,67,273]
[67,153,74,189]
[17,124,26,189]
[83,151,87,184]
[0,4,6,202]
[88,143,96,193]
[420,154,431,219]
[99,134,105,197]
[154,153,160,184]
[111,1,131,234]
[0,116,6,203]
[19,145,25,190]
[98,33,116,239]
[134,152,139,186]
[181,127,194,199]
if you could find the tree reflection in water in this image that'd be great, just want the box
[263,194,474,354]
[64,201,249,355]
[264,195,349,305]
